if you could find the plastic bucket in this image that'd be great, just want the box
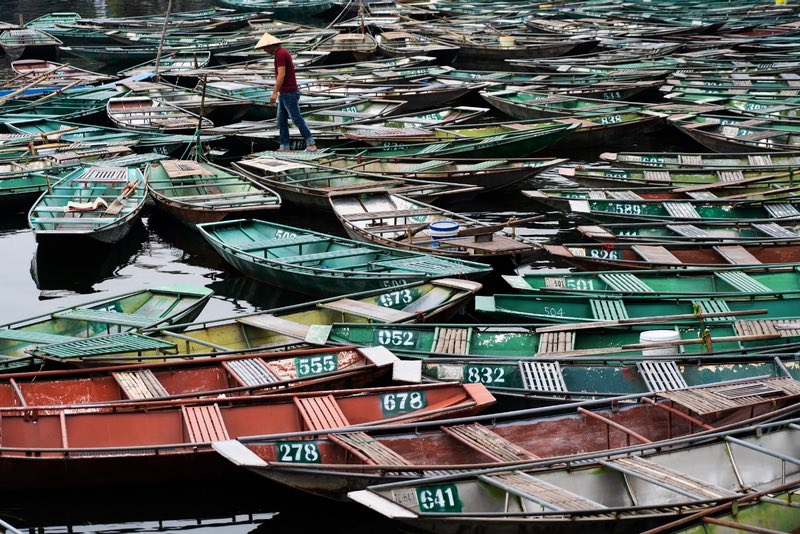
[428,220,459,239]
[639,330,680,356]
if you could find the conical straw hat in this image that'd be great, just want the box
[255,32,282,50]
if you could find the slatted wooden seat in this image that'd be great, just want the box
[587,191,607,200]
[0,329,78,345]
[601,456,736,500]
[369,256,465,274]
[666,224,711,238]
[598,273,653,293]
[735,319,800,338]
[677,155,703,165]
[113,369,169,399]
[71,167,128,183]
[328,431,410,465]
[433,327,470,354]
[294,394,350,430]
[693,299,733,322]
[608,191,642,200]
[317,298,415,322]
[223,358,280,387]
[537,332,575,355]
[659,377,800,415]
[161,160,213,178]
[748,155,773,166]
[713,245,762,265]
[642,170,671,182]
[663,202,701,219]
[182,404,230,443]
[479,471,607,511]
[637,361,688,392]
[342,209,439,222]
[590,299,629,321]
[34,333,176,358]
[236,235,320,252]
[632,245,683,265]
[236,314,310,339]
[686,191,717,200]
[717,170,744,182]
[752,222,798,239]
[519,361,567,392]
[577,225,614,240]
[714,271,771,293]
[52,308,159,328]
[765,203,800,219]
[740,130,783,142]
[441,423,539,462]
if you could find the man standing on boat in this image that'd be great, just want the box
[255,33,317,152]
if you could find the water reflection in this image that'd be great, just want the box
[30,220,147,294]
[2,0,213,24]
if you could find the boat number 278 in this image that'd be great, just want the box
[275,442,321,463]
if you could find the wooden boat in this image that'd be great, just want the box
[558,164,800,189]
[216,386,800,500]
[33,278,483,363]
[145,159,281,226]
[197,219,491,296]
[330,121,578,159]
[347,419,800,533]
[28,165,147,244]
[375,31,459,64]
[669,113,800,153]
[262,153,567,193]
[543,241,800,270]
[0,29,61,61]
[344,105,490,131]
[0,346,399,404]
[480,83,662,107]
[0,285,213,359]
[522,189,800,224]
[504,264,800,298]
[106,96,214,133]
[574,220,800,245]
[645,482,800,534]
[0,381,493,492]
[314,32,379,63]
[10,59,114,86]
[320,321,800,359]
[330,191,538,262]
[474,292,800,325]
[118,51,213,77]
[232,157,479,211]
[600,150,800,168]
[212,0,335,19]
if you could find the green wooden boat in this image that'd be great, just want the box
[522,189,800,223]
[318,321,800,359]
[211,0,334,19]
[0,285,213,358]
[479,88,651,118]
[32,278,483,364]
[146,159,279,225]
[0,29,61,61]
[600,150,800,168]
[574,220,800,245]
[118,51,213,77]
[329,121,578,159]
[558,165,800,189]
[659,485,800,534]
[475,293,800,325]
[232,156,479,211]
[28,165,147,244]
[504,264,800,298]
[198,219,492,296]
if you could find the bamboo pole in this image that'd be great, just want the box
[153,0,173,82]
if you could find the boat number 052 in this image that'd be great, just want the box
[377,329,416,347]
[294,354,338,377]
[379,289,413,307]
[381,391,427,415]
[276,442,321,463]
[465,365,506,384]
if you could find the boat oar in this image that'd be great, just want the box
[535,308,769,333]
[25,76,84,106]
[0,66,64,107]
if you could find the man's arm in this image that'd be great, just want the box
[271,65,286,104]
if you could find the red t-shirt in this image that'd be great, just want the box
[274,47,298,94]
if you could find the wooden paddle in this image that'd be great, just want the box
[105,179,140,216]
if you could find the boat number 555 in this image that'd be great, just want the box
[294,354,338,377]
[381,391,427,415]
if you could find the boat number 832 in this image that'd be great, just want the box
[464,365,507,385]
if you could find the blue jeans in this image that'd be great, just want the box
[276,90,315,149]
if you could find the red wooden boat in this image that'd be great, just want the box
[0,381,494,493]
[0,346,398,408]
[213,377,800,500]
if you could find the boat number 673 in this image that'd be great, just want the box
[379,289,413,307]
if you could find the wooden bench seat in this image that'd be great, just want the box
[329,431,410,465]
[632,245,683,265]
[278,247,375,264]
[236,314,311,339]
[713,245,762,265]
[113,369,169,399]
[182,404,230,443]
[294,394,350,431]
[317,298,415,322]
[441,423,539,463]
